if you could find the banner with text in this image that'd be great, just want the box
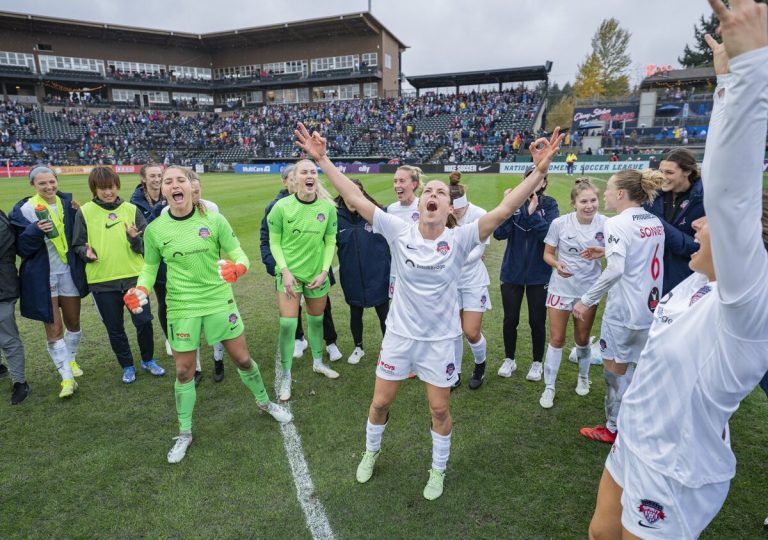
[572,105,639,129]
[500,161,650,174]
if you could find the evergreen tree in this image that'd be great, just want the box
[678,12,719,67]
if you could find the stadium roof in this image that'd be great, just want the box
[0,11,407,49]
[640,67,716,88]
[406,64,552,89]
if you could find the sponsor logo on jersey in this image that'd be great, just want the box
[105,221,121,229]
[607,234,619,244]
[445,362,455,378]
[377,359,395,372]
[637,499,666,529]
[647,287,660,311]
[568,247,579,253]
[198,227,210,238]
[632,213,656,221]
[406,243,417,250]
[162,239,172,246]
[595,232,604,243]
[639,226,664,239]
[411,212,419,222]
[317,213,326,222]
[175,332,191,341]
[436,241,450,255]
[689,285,712,306]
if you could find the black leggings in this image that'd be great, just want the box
[295,296,338,345]
[349,302,389,347]
[500,283,547,363]
[154,281,168,338]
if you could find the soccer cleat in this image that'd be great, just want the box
[259,401,293,423]
[213,360,224,383]
[279,376,292,402]
[313,362,340,379]
[70,361,83,377]
[141,359,166,377]
[194,370,202,387]
[11,381,30,405]
[575,376,591,396]
[165,339,173,357]
[580,425,617,444]
[498,358,517,378]
[59,379,77,398]
[356,450,380,483]
[0,363,8,378]
[526,361,543,381]
[347,347,365,365]
[122,366,136,384]
[539,388,555,409]
[469,362,486,390]
[326,343,342,362]
[423,468,446,501]
[293,338,308,358]
[167,433,193,464]
[451,373,462,391]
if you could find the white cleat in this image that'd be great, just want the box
[326,343,342,362]
[293,338,308,359]
[167,434,193,464]
[498,358,517,378]
[575,376,591,396]
[539,388,555,409]
[526,361,543,382]
[279,376,292,402]
[260,401,293,423]
[347,347,364,365]
[313,362,340,379]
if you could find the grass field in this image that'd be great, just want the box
[1,171,767,539]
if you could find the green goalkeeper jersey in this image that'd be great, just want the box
[139,208,249,319]
[268,194,337,283]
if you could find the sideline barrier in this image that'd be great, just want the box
[500,161,650,174]
[233,162,381,174]
[3,164,144,178]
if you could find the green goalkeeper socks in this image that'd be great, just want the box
[174,379,197,433]
[238,361,269,404]
[279,317,298,372]
[307,314,324,360]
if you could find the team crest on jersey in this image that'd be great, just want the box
[436,241,450,255]
[108,212,118,221]
[680,200,689,210]
[638,499,666,527]
[198,227,210,238]
[599,338,607,352]
[411,212,419,222]
[480,294,487,305]
[228,313,238,324]
[689,285,712,306]
[647,287,660,312]
[364,222,373,233]
[595,232,604,243]
[317,213,326,222]
[445,362,455,378]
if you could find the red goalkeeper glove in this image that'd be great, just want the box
[123,286,149,314]
[218,259,247,283]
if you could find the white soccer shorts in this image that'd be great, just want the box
[376,332,458,388]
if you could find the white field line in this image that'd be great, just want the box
[274,350,335,540]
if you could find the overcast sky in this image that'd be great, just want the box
[5,0,712,87]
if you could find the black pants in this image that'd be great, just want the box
[154,281,168,338]
[349,302,389,347]
[92,290,154,368]
[500,283,547,363]
[295,296,338,345]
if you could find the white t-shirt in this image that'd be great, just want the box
[602,207,664,329]
[544,212,607,298]
[386,198,420,224]
[618,48,768,488]
[457,203,490,289]
[20,200,69,275]
[373,207,480,341]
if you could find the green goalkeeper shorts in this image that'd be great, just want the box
[168,308,244,352]
[275,273,330,299]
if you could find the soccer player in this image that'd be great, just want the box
[125,165,292,464]
[588,3,768,536]
[448,172,491,390]
[268,159,340,403]
[539,178,606,408]
[295,121,564,501]
[129,162,164,222]
[574,168,664,444]
[10,166,88,397]
[386,166,423,300]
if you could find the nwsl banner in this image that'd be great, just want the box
[234,163,380,174]
[572,105,639,129]
[500,161,650,174]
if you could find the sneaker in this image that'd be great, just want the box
[259,401,293,423]
[579,425,617,444]
[526,361,543,381]
[59,379,77,398]
[575,376,591,396]
[0,363,8,378]
[194,370,202,387]
[141,359,166,377]
[313,362,339,379]
[213,360,224,383]
[70,361,83,377]
[423,468,446,501]
[167,433,193,464]
[348,346,365,365]
[539,388,555,409]
[498,358,517,378]
[326,343,342,362]
[450,373,462,392]
[11,381,30,405]
[122,366,136,384]
[279,376,292,402]
[356,450,380,483]
[293,338,308,359]
[165,339,173,357]
[469,362,486,390]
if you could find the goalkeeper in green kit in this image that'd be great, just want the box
[124,166,292,464]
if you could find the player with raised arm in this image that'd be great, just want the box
[296,121,564,501]
[125,165,292,464]
[539,178,606,408]
[588,2,768,536]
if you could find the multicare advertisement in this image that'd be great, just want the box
[500,161,650,174]
[233,163,380,174]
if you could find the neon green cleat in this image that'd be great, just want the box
[356,450,380,483]
[70,361,83,377]
[59,379,77,398]
[423,468,445,500]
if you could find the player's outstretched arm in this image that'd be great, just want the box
[477,128,564,241]
[295,122,376,225]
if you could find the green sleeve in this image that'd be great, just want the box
[267,203,288,272]
[136,225,159,291]
[321,205,337,272]
[217,214,250,269]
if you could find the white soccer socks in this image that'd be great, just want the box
[366,419,387,452]
[575,343,591,379]
[543,345,563,390]
[48,339,73,380]
[430,430,452,471]
[468,334,486,365]
[604,370,622,433]
[453,335,463,374]
[63,330,82,361]
[213,342,225,362]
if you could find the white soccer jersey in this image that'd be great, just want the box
[601,207,664,329]
[457,203,490,289]
[544,212,606,298]
[618,48,768,488]
[373,207,480,341]
[386,198,420,224]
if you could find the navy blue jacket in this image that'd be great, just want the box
[493,194,559,286]
[10,192,89,323]
[260,189,290,276]
[644,180,704,295]
[129,184,157,222]
[336,205,390,307]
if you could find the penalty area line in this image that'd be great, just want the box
[274,350,335,540]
